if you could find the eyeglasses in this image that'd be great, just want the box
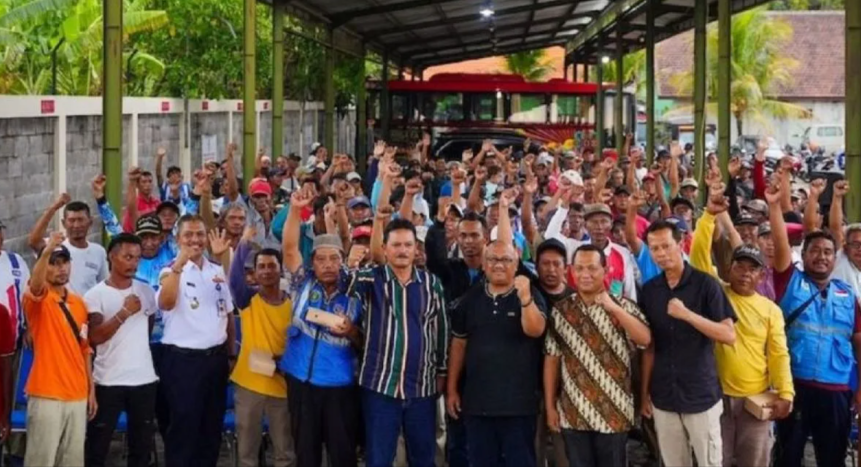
[486,256,516,265]
[846,242,861,251]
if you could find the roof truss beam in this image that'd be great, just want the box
[329,0,464,27]
[417,41,567,68]
[404,29,579,59]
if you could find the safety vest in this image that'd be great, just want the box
[779,272,856,386]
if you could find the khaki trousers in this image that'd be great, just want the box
[720,396,773,466]
[234,385,296,467]
[24,397,87,467]
[652,400,723,467]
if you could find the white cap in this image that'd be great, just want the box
[415,225,428,243]
[310,142,322,153]
[560,170,583,186]
[537,153,554,166]
[347,171,362,182]
[412,198,430,221]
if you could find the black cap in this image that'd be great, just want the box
[734,212,758,227]
[670,196,695,212]
[40,244,71,264]
[536,238,568,264]
[757,222,772,237]
[156,201,181,216]
[657,149,670,159]
[135,215,163,236]
[614,185,632,196]
[732,245,765,267]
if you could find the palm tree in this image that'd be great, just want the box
[503,49,554,81]
[667,7,811,136]
[601,49,647,97]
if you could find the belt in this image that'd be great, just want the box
[164,344,226,356]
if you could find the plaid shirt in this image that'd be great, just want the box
[347,265,448,399]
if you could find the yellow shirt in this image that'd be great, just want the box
[691,212,795,400]
[230,294,292,398]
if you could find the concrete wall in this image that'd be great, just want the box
[0,97,355,264]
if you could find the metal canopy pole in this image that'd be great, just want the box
[356,44,368,170]
[717,0,731,180]
[572,57,579,82]
[847,0,861,222]
[325,26,335,154]
[563,57,569,81]
[615,27,624,156]
[693,0,707,199]
[272,1,285,158]
[243,0,257,184]
[596,51,605,156]
[646,0,655,166]
[381,51,390,140]
[103,0,122,210]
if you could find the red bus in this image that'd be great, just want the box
[366,72,637,159]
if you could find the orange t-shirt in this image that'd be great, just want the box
[23,288,90,401]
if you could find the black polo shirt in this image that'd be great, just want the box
[451,280,547,417]
[639,263,736,414]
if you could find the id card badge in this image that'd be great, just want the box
[217,298,228,317]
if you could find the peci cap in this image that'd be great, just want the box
[732,245,765,267]
[584,203,613,220]
[757,222,772,237]
[536,238,568,264]
[311,234,343,254]
[249,178,273,197]
[135,215,163,237]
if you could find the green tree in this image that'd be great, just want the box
[601,49,647,97]
[769,0,843,10]
[667,7,811,136]
[503,49,553,81]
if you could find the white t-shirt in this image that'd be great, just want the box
[832,250,861,299]
[63,240,108,296]
[84,280,158,386]
[0,251,29,353]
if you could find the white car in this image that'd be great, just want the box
[797,124,845,153]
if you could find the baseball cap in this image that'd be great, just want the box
[642,173,656,182]
[757,222,772,237]
[268,167,287,178]
[732,245,765,267]
[681,178,699,189]
[311,234,343,254]
[536,153,554,166]
[734,213,758,226]
[584,203,613,220]
[448,203,464,217]
[135,215,162,237]
[743,199,769,216]
[670,196,695,212]
[156,201,180,216]
[351,225,372,240]
[536,238,568,264]
[614,185,632,196]
[415,225,428,243]
[310,142,322,153]
[347,196,371,210]
[560,170,584,186]
[249,178,272,197]
[347,172,362,182]
[41,244,71,264]
[665,215,689,233]
[413,198,430,220]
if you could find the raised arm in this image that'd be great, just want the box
[29,232,65,297]
[767,179,793,273]
[155,147,166,188]
[228,238,257,310]
[522,177,539,247]
[399,180,420,222]
[193,170,217,233]
[223,143,240,202]
[593,158,613,201]
[282,190,313,274]
[753,140,767,199]
[450,166,466,211]
[668,142,681,199]
[831,180,849,247]
[126,167,141,227]
[625,191,646,255]
[467,166,487,214]
[804,178,826,234]
[93,175,123,238]
[496,188,515,248]
[28,193,70,254]
[157,247,189,311]
[370,206,392,265]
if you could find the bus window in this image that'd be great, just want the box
[423,93,464,123]
[553,95,594,124]
[468,93,499,122]
[509,93,548,123]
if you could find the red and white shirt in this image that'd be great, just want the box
[0,250,29,356]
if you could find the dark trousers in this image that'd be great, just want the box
[84,382,157,467]
[161,345,228,467]
[446,415,469,467]
[561,429,627,467]
[775,384,851,467]
[361,389,436,467]
[463,415,536,467]
[286,375,358,466]
[150,343,170,440]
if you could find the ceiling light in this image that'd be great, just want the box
[601,56,610,64]
[480,7,494,18]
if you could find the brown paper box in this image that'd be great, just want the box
[744,391,778,421]
[248,349,276,377]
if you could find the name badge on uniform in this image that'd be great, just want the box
[190,298,200,309]
[217,298,228,317]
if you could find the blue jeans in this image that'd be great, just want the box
[361,389,437,467]
[463,415,536,467]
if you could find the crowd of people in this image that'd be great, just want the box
[0,131,857,467]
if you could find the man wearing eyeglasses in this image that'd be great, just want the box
[446,195,547,466]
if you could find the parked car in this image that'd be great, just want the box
[796,124,844,153]
[431,129,527,161]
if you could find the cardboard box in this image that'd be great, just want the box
[744,391,778,421]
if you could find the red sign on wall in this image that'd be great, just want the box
[161,101,170,112]
[40,100,55,114]
[237,102,244,111]
[263,102,269,110]
[202,101,209,111]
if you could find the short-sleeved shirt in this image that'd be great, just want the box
[84,280,158,386]
[23,287,91,401]
[0,251,29,349]
[639,263,736,413]
[545,294,648,433]
[63,240,108,295]
[157,257,233,350]
[451,280,547,416]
